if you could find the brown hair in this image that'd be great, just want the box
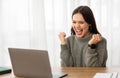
[71,6,100,35]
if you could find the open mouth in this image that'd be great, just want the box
[76,29,83,35]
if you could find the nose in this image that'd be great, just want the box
[75,23,80,28]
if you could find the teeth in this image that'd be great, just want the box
[76,29,82,32]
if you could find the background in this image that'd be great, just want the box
[0,0,120,67]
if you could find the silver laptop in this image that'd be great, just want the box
[8,48,67,78]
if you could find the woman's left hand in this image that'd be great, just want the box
[88,34,102,45]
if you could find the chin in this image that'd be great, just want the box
[76,34,84,38]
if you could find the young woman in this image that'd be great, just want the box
[58,6,107,67]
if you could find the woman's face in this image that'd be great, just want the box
[72,13,90,38]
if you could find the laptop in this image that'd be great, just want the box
[8,48,68,78]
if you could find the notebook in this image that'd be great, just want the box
[93,72,119,78]
[0,67,11,75]
[8,48,68,78]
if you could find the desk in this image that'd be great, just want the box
[60,67,120,78]
[0,67,120,78]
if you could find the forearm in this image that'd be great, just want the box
[85,37,107,67]
[85,48,100,66]
[60,45,73,67]
[85,47,107,67]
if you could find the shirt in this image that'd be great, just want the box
[60,34,107,67]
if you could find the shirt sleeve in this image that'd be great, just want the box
[60,38,74,67]
[84,38,108,67]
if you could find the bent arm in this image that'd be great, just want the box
[60,37,74,67]
[84,38,107,67]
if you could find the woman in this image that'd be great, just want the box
[58,6,107,67]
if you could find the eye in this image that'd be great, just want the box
[79,21,85,24]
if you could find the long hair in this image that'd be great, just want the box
[71,6,100,35]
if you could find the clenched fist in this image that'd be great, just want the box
[88,34,102,45]
[58,32,67,45]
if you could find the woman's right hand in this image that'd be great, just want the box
[58,32,66,45]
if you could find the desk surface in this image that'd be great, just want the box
[0,67,120,78]
[60,67,120,78]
